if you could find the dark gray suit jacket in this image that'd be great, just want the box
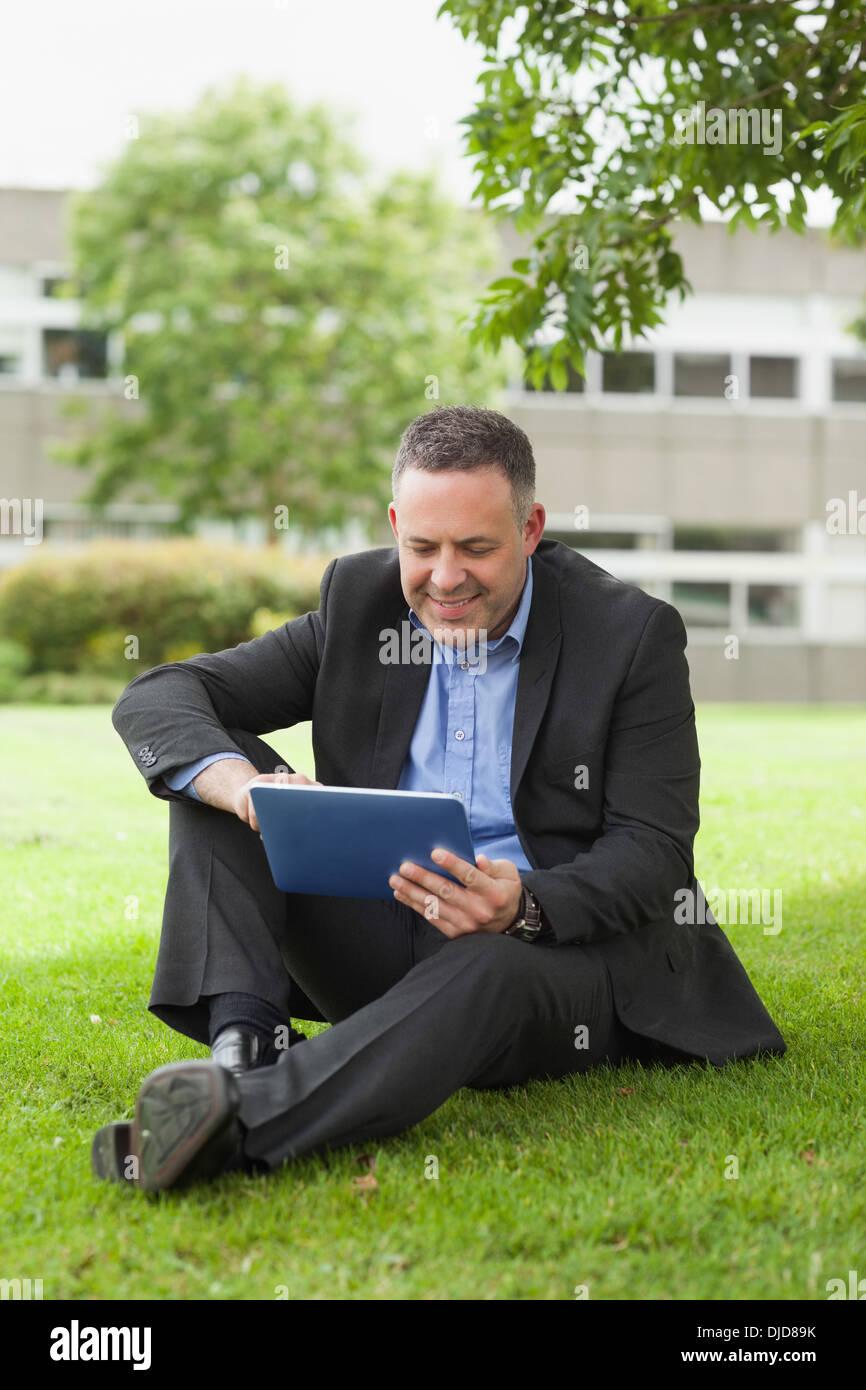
[113,537,786,1067]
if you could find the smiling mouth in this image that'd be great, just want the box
[428,594,478,610]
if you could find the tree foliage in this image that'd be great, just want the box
[437,0,866,388]
[55,78,505,535]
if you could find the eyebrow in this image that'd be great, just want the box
[404,535,498,545]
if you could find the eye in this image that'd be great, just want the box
[407,545,492,556]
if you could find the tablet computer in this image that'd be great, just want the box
[249,784,477,900]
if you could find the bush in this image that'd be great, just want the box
[11,672,125,704]
[0,540,330,677]
[0,638,29,699]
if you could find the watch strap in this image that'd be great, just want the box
[504,886,548,941]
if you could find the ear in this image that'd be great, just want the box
[524,502,546,553]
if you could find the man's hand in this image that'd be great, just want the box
[389,849,523,938]
[188,758,322,829]
[233,770,323,832]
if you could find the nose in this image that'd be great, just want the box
[430,554,470,596]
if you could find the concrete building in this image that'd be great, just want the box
[502,218,866,700]
[1,187,865,698]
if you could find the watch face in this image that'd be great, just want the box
[507,919,540,941]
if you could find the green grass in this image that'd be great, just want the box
[0,703,863,1301]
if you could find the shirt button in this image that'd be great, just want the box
[452,791,463,801]
[460,661,470,670]
[454,730,465,740]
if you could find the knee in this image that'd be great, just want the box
[447,931,528,996]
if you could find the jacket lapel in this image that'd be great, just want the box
[369,612,433,789]
[510,554,562,799]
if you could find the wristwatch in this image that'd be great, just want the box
[503,886,551,943]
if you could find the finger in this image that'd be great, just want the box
[403,889,439,922]
[430,847,487,891]
[391,862,463,904]
[394,887,473,938]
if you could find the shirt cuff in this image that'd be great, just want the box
[163,752,244,802]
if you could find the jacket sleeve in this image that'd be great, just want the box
[521,601,701,946]
[111,557,337,801]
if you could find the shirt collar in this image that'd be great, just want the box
[408,555,533,662]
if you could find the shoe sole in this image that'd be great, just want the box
[91,1061,240,1193]
[136,1060,239,1193]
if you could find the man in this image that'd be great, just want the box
[93,405,785,1192]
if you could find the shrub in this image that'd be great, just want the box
[0,540,329,677]
[0,638,29,699]
[11,672,125,704]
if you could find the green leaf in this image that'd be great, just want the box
[486,276,528,292]
[550,358,569,391]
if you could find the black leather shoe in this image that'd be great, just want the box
[211,1023,307,1076]
[91,1121,136,1184]
[91,1060,251,1192]
[210,1025,264,1076]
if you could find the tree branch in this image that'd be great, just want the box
[609,190,701,249]
[579,1,807,28]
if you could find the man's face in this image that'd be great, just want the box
[388,466,545,643]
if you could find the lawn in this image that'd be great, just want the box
[0,702,863,1301]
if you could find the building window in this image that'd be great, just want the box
[832,359,866,403]
[747,584,799,627]
[0,354,20,375]
[42,329,108,380]
[41,277,69,299]
[673,353,731,397]
[601,351,654,393]
[749,356,798,399]
[546,529,638,549]
[673,526,796,552]
[672,581,730,627]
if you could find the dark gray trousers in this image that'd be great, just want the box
[149,730,656,1169]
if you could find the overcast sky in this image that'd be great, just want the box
[1,0,487,199]
[2,0,836,223]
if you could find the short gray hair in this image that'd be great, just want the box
[392,405,536,528]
